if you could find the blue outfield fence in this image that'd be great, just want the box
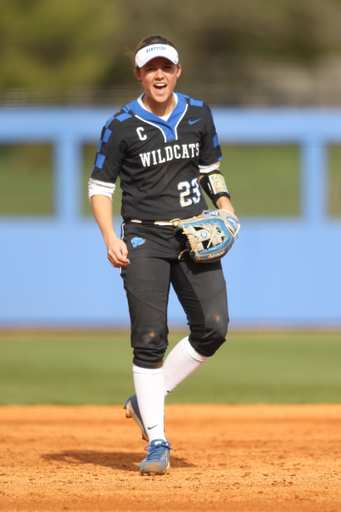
[0,107,340,327]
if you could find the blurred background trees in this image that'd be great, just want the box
[1,0,341,105]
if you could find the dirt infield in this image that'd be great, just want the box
[0,405,340,512]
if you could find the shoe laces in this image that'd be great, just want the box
[144,440,176,460]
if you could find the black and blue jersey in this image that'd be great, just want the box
[91,93,223,221]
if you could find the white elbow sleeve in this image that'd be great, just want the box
[88,178,116,203]
[199,161,220,174]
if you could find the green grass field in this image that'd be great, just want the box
[0,330,340,405]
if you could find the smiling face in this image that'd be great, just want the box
[135,57,182,116]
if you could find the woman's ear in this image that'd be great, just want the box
[176,64,182,80]
[135,69,142,83]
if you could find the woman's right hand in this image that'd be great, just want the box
[106,237,130,268]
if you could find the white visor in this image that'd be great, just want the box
[135,44,179,69]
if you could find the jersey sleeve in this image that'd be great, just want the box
[199,104,223,167]
[90,114,126,184]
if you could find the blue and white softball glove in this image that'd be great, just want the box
[173,209,240,263]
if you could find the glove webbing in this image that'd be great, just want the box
[179,222,227,260]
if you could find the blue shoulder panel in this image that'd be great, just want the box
[189,98,204,107]
[103,128,112,143]
[105,115,115,128]
[116,112,132,122]
[95,153,105,169]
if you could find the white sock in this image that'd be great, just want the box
[163,336,210,396]
[133,364,166,442]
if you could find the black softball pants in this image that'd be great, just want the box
[120,223,229,369]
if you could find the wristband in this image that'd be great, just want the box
[200,171,231,207]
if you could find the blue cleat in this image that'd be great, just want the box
[124,395,148,442]
[139,439,175,475]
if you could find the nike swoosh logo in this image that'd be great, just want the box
[147,424,159,430]
[189,118,201,125]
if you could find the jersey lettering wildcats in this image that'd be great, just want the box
[91,93,223,221]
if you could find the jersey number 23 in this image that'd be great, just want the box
[177,178,201,207]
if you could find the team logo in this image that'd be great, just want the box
[208,210,219,216]
[200,231,208,239]
[146,46,166,53]
[131,237,146,248]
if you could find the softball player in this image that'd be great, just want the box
[89,34,235,475]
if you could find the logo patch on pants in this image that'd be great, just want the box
[131,237,145,248]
